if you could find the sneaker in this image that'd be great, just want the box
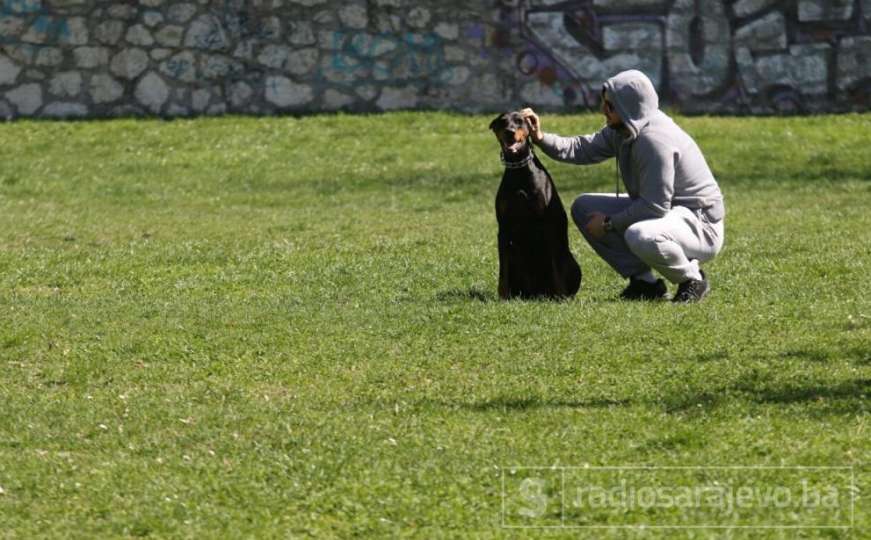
[620,277,668,301]
[672,271,710,303]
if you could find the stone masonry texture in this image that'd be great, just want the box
[0,0,868,119]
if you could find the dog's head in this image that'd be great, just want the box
[489,111,531,156]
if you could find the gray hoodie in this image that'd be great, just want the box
[536,69,725,231]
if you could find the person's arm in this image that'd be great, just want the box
[537,130,618,165]
[522,108,617,165]
[609,137,675,231]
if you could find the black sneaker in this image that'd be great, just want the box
[620,277,668,301]
[672,271,710,303]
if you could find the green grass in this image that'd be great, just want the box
[0,112,869,538]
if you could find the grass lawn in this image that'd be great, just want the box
[0,111,868,538]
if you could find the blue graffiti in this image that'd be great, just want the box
[0,0,41,15]
[0,0,70,44]
[328,31,451,82]
[30,15,70,42]
[164,57,192,80]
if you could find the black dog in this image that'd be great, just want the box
[489,111,581,300]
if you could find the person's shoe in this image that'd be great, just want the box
[620,277,668,301]
[672,271,710,303]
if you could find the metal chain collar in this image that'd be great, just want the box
[500,151,535,169]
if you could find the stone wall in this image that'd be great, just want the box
[0,0,868,119]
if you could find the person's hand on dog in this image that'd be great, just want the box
[586,212,608,240]
[520,108,543,142]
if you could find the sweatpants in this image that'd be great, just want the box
[571,193,724,284]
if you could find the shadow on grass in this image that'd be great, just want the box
[423,378,867,418]
[738,378,871,407]
[777,346,871,365]
[434,287,583,304]
[462,396,631,412]
[665,376,870,417]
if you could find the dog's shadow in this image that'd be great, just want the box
[434,287,579,303]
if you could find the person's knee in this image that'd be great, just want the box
[570,194,596,228]
[624,223,659,255]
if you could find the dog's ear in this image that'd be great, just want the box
[489,113,508,133]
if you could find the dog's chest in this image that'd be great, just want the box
[496,168,552,218]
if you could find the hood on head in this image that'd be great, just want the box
[602,70,659,140]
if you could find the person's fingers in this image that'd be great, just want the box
[523,113,539,129]
[521,109,542,140]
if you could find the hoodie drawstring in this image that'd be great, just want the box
[615,154,621,197]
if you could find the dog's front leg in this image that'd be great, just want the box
[550,256,567,298]
[498,228,510,299]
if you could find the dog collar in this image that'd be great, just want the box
[500,151,535,169]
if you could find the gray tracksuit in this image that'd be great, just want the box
[536,70,725,284]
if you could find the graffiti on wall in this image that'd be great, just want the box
[324,31,452,84]
[0,0,867,118]
[494,0,870,112]
[0,0,71,45]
